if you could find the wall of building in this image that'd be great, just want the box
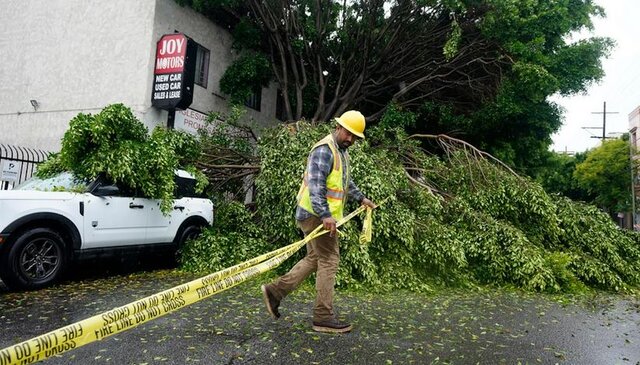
[0,0,157,152]
[629,106,640,149]
[0,0,279,153]
[628,105,640,230]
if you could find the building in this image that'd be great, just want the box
[630,106,640,150]
[628,105,640,229]
[0,0,279,154]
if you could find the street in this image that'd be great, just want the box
[1,265,639,364]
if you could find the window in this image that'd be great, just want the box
[245,88,262,111]
[275,89,287,121]
[195,44,210,88]
[172,31,209,88]
[174,175,198,198]
[92,175,142,197]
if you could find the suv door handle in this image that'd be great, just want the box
[129,202,144,209]
[174,205,185,211]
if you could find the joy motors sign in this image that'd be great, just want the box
[151,33,196,110]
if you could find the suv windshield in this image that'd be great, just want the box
[15,172,90,192]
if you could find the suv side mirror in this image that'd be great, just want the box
[92,185,120,197]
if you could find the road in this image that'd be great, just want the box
[1,262,639,364]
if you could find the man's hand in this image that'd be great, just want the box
[322,216,337,237]
[361,198,377,209]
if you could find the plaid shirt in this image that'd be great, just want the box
[295,135,365,221]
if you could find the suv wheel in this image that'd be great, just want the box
[0,228,68,290]
[174,225,203,264]
[178,225,203,247]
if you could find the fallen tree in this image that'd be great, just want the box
[183,108,640,293]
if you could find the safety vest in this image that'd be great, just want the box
[297,134,349,219]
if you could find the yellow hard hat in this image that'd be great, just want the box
[335,110,365,139]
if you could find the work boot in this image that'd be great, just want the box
[312,318,352,333]
[261,284,281,319]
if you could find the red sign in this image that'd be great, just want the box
[152,33,195,111]
[155,34,187,74]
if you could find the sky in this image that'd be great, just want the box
[550,0,640,154]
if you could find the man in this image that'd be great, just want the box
[261,110,376,333]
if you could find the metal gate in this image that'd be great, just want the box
[0,144,50,190]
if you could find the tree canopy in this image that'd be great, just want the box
[534,139,634,219]
[574,138,633,214]
[535,150,592,202]
[176,0,612,172]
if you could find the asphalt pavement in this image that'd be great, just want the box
[1,262,639,365]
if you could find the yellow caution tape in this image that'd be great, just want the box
[0,203,379,365]
[359,197,391,245]
[359,207,373,244]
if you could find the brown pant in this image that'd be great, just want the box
[269,216,340,322]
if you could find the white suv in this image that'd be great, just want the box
[0,171,213,290]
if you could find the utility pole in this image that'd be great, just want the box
[630,139,636,230]
[586,101,619,141]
